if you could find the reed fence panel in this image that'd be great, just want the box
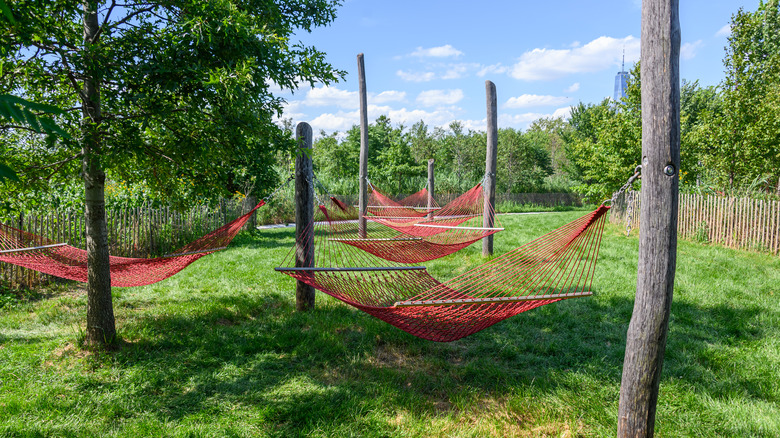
[610,190,780,255]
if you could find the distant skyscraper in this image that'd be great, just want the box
[614,52,629,101]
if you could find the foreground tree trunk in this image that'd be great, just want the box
[82,1,116,347]
[617,0,680,435]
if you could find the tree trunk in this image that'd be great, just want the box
[295,122,315,311]
[483,80,498,257]
[82,1,116,347]
[617,0,680,436]
[357,53,369,238]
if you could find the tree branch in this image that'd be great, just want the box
[20,152,84,174]
[93,0,117,42]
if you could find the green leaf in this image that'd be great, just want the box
[0,162,18,182]
[0,0,15,24]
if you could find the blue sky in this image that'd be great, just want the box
[275,0,754,136]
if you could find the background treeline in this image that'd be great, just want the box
[3,1,778,215]
[307,116,567,197]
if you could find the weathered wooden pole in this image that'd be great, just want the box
[617,0,680,436]
[358,53,369,238]
[427,158,435,219]
[295,122,315,311]
[483,80,498,257]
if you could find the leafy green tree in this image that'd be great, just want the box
[408,120,436,163]
[496,128,552,193]
[375,128,424,194]
[527,117,569,175]
[1,0,344,347]
[715,0,780,193]
[563,91,641,202]
[312,130,359,194]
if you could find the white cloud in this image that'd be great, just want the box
[397,70,436,82]
[410,44,464,58]
[716,24,731,37]
[441,63,481,80]
[477,63,509,77]
[310,112,357,132]
[386,108,460,127]
[510,35,640,81]
[552,106,572,120]
[416,89,464,107]
[565,83,580,93]
[681,40,704,60]
[304,86,358,108]
[504,94,571,109]
[373,90,407,104]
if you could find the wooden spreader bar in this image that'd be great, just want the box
[0,243,68,254]
[329,237,423,242]
[362,205,441,210]
[367,216,425,220]
[276,266,427,272]
[393,291,592,307]
[162,246,228,258]
[413,224,504,231]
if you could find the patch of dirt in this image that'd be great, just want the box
[44,342,91,369]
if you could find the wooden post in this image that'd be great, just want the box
[358,53,369,238]
[483,80,498,257]
[295,122,315,311]
[427,158,435,219]
[617,0,680,436]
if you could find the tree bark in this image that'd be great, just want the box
[82,1,116,347]
[483,80,498,257]
[357,53,369,238]
[617,0,680,436]
[295,122,315,311]
[427,158,435,219]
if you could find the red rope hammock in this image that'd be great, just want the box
[277,205,610,342]
[368,184,488,236]
[0,201,265,287]
[318,196,501,263]
[366,186,432,218]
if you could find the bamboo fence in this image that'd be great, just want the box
[1,199,245,289]
[610,190,780,255]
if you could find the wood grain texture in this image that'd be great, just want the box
[357,53,369,238]
[617,0,680,436]
[295,122,316,311]
[483,80,498,257]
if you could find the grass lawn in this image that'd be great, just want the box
[1,210,778,437]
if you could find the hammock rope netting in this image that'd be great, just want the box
[277,200,610,342]
[366,184,491,236]
[320,183,502,263]
[0,200,266,287]
[366,186,441,219]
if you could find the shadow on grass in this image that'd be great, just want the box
[73,282,778,435]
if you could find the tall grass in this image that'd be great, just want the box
[1,212,778,437]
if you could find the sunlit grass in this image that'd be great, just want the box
[1,211,778,437]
